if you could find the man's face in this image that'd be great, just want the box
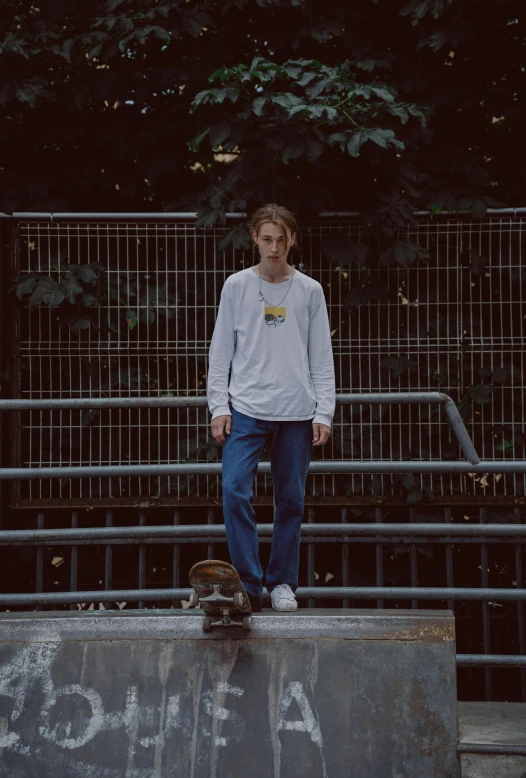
[253,222,295,270]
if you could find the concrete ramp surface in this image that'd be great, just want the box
[0,609,458,778]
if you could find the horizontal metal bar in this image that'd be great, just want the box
[2,523,526,544]
[0,391,481,464]
[1,461,525,479]
[3,536,524,547]
[1,586,525,606]
[9,207,526,220]
[457,743,526,756]
[298,587,526,601]
[12,211,247,220]
[0,392,445,410]
[457,654,526,667]
[0,396,208,410]
[321,207,526,217]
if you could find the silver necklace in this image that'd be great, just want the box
[256,266,295,306]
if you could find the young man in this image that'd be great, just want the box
[207,204,335,611]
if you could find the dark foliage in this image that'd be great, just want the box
[0,0,523,229]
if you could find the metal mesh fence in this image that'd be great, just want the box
[9,213,526,506]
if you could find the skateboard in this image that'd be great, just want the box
[189,560,253,631]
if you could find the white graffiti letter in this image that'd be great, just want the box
[203,682,245,747]
[277,682,323,746]
[38,684,105,749]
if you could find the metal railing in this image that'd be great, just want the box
[0,392,525,700]
[5,390,526,479]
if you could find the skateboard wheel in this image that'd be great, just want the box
[233,592,244,608]
[242,616,252,631]
[203,617,212,632]
[189,591,199,607]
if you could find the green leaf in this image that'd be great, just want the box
[218,226,251,252]
[407,104,428,126]
[209,124,231,147]
[224,87,239,103]
[82,293,100,307]
[305,78,328,99]
[195,209,226,229]
[126,309,138,330]
[150,26,171,42]
[28,282,48,307]
[63,280,84,303]
[15,81,46,107]
[288,103,310,117]
[387,104,409,124]
[186,16,204,37]
[188,127,210,152]
[297,72,317,87]
[356,58,376,73]
[70,318,91,333]
[79,265,98,284]
[271,94,303,111]
[394,241,416,267]
[353,84,372,100]
[369,128,397,149]
[42,287,66,307]
[371,86,394,103]
[417,31,447,51]
[252,97,266,116]
[283,64,302,79]
[346,131,365,157]
[0,32,29,58]
[470,199,487,219]
[15,276,38,300]
[328,132,346,146]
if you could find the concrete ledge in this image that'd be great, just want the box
[0,608,455,643]
[0,609,459,778]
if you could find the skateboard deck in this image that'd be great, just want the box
[189,560,253,631]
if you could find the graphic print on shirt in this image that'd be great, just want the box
[264,306,286,328]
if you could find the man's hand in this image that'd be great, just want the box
[312,423,331,446]
[211,414,232,443]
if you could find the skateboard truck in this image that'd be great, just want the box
[190,584,252,631]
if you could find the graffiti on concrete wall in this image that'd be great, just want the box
[0,641,328,778]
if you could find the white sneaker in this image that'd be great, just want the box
[270,584,298,612]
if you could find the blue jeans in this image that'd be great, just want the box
[221,407,313,597]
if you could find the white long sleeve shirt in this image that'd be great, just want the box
[207,267,335,427]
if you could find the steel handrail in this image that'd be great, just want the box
[0,391,508,477]
[2,523,526,543]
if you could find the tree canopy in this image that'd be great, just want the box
[0,0,523,233]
